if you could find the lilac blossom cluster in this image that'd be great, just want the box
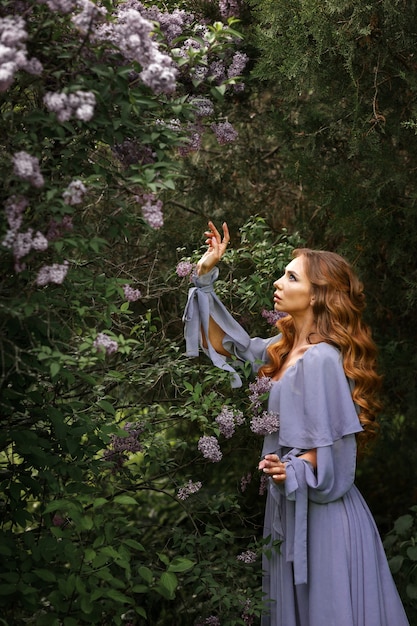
[112,140,156,168]
[40,0,76,13]
[261,308,287,326]
[178,123,203,156]
[248,376,280,435]
[0,16,43,93]
[211,121,238,145]
[71,0,107,35]
[44,90,96,122]
[215,405,244,439]
[176,261,195,278]
[36,261,69,287]
[258,473,268,496]
[177,479,202,500]
[137,3,193,46]
[240,472,252,493]
[62,180,87,205]
[241,598,255,626]
[236,549,257,564]
[93,332,118,356]
[197,435,222,463]
[219,0,242,19]
[123,284,142,302]
[191,97,215,119]
[100,5,177,94]
[12,151,44,188]
[139,193,164,229]
[46,215,73,241]
[250,410,280,436]
[103,422,144,467]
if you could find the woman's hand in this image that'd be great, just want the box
[259,454,287,485]
[196,221,230,276]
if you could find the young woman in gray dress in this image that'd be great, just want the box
[183,221,409,626]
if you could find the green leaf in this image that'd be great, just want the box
[407,546,417,561]
[97,400,115,415]
[114,495,137,506]
[138,566,153,584]
[34,569,56,582]
[107,589,133,604]
[167,557,196,573]
[157,571,178,599]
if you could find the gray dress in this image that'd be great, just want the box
[183,268,409,626]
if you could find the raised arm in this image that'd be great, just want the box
[197,221,231,356]
[197,220,230,276]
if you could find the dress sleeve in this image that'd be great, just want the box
[182,267,278,387]
[270,436,359,585]
[277,342,363,449]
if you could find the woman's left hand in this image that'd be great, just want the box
[259,454,287,484]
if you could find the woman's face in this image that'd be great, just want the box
[273,255,314,317]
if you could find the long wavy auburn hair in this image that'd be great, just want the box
[258,248,382,449]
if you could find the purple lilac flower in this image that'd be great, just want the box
[259,473,268,495]
[198,435,222,463]
[140,193,164,229]
[4,195,27,231]
[13,229,48,261]
[237,549,257,564]
[261,309,287,326]
[219,0,242,19]
[241,598,255,626]
[71,0,107,35]
[0,16,42,92]
[240,472,252,493]
[215,405,244,439]
[177,479,202,500]
[36,261,69,286]
[227,51,248,79]
[123,284,142,302]
[178,123,203,156]
[195,618,221,626]
[46,215,73,240]
[209,60,226,84]
[103,422,144,467]
[12,151,44,188]
[250,411,280,436]
[140,53,177,94]
[112,140,155,167]
[176,261,195,277]
[44,90,96,122]
[248,376,272,412]
[191,97,214,119]
[211,121,238,145]
[62,179,87,205]
[93,332,118,355]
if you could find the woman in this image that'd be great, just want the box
[183,221,409,626]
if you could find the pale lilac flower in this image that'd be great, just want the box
[12,229,48,262]
[195,618,221,626]
[44,90,96,123]
[62,179,87,205]
[177,480,202,500]
[0,16,34,92]
[23,57,43,75]
[140,194,164,229]
[261,309,287,326]
[140,53,177,94]
[198,435,222,463]
[209,60,226,84]
[31,231,49,251]
[250,411,280,436]
[12,151,44,188]
[241,598,254,626]
[93,332,118,355]
[71,0,107,35]
[4,195,27,231]
[215,406,244,439]
[42,0,76,12]
[227,51,248,79]
[123,284,142,302]
[211,121,238,145]
[36,261,69,286]
[176,261,195,277]
[237,550,257,564]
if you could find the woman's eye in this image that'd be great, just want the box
[288,273,296,281]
